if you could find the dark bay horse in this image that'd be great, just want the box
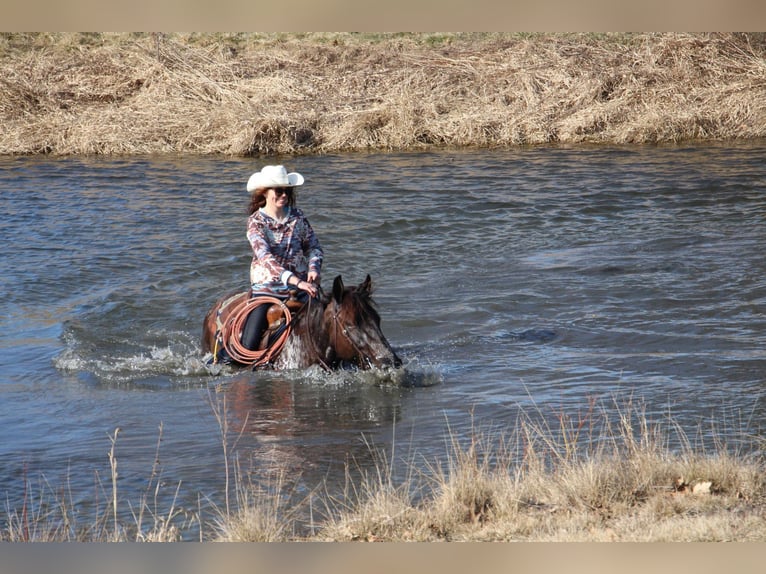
[202,275,401,371]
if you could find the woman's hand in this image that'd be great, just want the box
[307,270,320,284]
[296,279,319,298]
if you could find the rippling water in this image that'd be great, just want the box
[1,143,765,537]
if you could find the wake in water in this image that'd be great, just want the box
[288,356,443,389]
[54,322,442,389]
[53,327,214,386]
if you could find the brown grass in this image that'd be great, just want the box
[4,397,765,542]
[1,32,765,155]
[2,424,188,542]
[310,401,766,542]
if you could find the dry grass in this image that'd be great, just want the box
[2,425,188,542]
[1,32,765,155]
[307,401,766,542]
[209,465,302,542]
[4,397,765,542]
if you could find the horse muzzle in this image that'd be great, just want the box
[369,347,402,369]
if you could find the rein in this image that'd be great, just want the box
[330,295,374,369]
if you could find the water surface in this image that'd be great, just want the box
[1,143,764,536]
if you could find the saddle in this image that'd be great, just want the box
[211,289,310,366]
[257,292,308,349]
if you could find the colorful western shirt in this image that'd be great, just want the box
[247,207,323,293]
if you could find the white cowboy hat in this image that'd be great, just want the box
[246,165,304,192]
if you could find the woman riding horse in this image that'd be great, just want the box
[241,165,323,352]
[203,164,400,371]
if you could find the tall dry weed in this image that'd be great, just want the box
[1,33,764,155]
[210,463,300,542]
[308,397,766,542]
[3,388,764,541]
[1,423,189,542]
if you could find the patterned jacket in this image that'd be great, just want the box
[247,207,323,293]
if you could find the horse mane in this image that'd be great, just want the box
[296,280,379,338]
[306,289,331,324]
[345,283,381,327]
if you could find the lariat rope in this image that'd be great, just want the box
[219,295,292,368]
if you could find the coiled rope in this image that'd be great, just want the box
[219,295,293,367]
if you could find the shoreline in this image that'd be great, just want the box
[2,33,765,156]
[4,398,766,541]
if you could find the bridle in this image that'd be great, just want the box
[294,286,376,371]
[329,293,375,369]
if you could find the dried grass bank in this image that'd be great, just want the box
[1,32,765,155]
[4,397,765,542]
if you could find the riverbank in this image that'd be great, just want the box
[4,397,765,541]
[1,32,765,155]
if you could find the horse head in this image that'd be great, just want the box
[324,274,401,369]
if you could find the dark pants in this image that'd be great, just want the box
[241,303,269,351]
[241,289,309,351]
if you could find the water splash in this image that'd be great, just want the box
[53,329,213,386]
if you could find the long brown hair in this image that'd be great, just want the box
[247,187,296,215]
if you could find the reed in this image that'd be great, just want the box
[2,424,188,542]
[210,462,305,542]
[312,399,766,542]
[3,396,765,541]
[1,33,764,156]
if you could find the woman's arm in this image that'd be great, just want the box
[302,217,324,282]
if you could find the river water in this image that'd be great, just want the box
[1,142,765,538]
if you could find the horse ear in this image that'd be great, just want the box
[359,274,373,296]
[332,275,344,303]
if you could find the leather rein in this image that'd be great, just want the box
[304,287,373,371]
[329,292,374,370]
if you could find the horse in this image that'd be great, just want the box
[202,274,401,371]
